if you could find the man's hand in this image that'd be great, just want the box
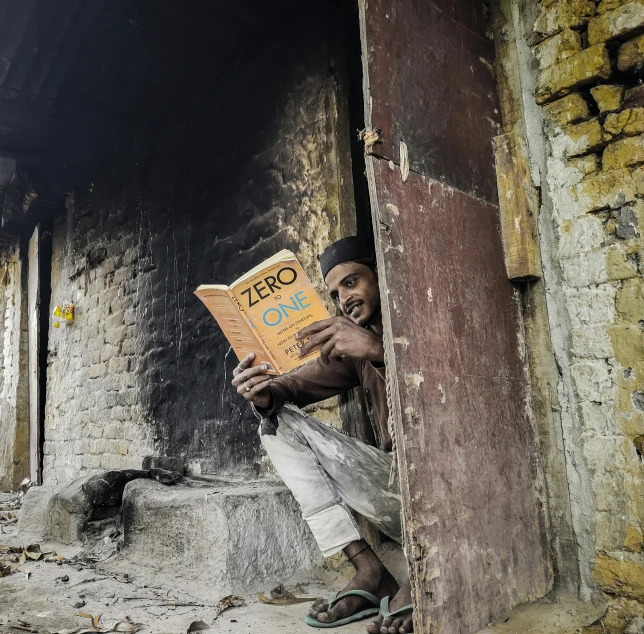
[232,353,273,409]
[296,317,384,365]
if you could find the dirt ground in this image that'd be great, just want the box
[0,492,367,634]
[0,493,607,634]
[0,556,367,634]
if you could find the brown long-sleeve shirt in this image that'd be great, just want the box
[258,355,392,451]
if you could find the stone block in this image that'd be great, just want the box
[121,478,322,587]
[571,325,614,358]
[577,400,615,435]
[108,357,130,375]
[598,0,630,13]
[558,118,607,157]
[533,29,582,70]
[588,0,644,44]
[591,84,625,112]
[618,33,644,71]
[104,326,126,346]
[617,277,644,322]
[536,45,612,104]
[625,525,644,552]
[559,215,605,258]
[565,285,618,327]
[625,84,644,108]
[606,244,640,280]
[562,250,608,286]
[535,0,596,38]
[604,108,644,137]
[571,360,614,401]
[542,93,590,126]
[90,438,107,454]
[81,454,102,470]
[610,324,644,365]
[593,553,644,601]
[603,134,644,170]
[571,165,644,212]
[88,363,107,379]
[569,153,601,174]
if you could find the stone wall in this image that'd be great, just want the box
[0,242,29,490]
[42,5,359,484]
[526,0,644,625]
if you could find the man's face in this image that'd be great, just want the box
[324,261,380,327]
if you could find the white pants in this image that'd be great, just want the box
[260,404,402,557]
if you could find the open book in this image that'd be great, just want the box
[195,250,331,375]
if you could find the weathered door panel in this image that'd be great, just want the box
[369,165,550,632]
[360,0,551,631]
[361,0,499,202]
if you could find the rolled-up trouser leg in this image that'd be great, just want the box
[260,404,402,557]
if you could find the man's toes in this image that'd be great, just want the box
[399,615,413,633]
[367,616,383,634]
[309,600,327,616]
[388,618,403,633]
[319,603,348,623]
[380,615,393,633]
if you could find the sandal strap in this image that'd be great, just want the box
[327,589,381,610]
[380,596,414,618]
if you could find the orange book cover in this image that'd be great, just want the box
[195,250,330,374]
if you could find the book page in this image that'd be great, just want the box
[194,286,278,373]
[230,254,330,373]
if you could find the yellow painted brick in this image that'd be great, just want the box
[606,245,640,282]
[588,0,644,45]
[618,32,644,71]
[572,165,644,212]
[542,92,590,125]
[536,45,612,104]
[591,84,625,112]
[617,277,644,323]
[562,118,607,157]
[598,0,630,13]
[625,525,644,553]
[603,134,644,169]
[535,0,596,38]
[569,153,602,174]
[604,108,644,137]
[593,553,644,601]
[533,29,582,70]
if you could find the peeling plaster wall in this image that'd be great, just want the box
[499,0,644,626]
[42,6,359,484]
[0,243,29,491]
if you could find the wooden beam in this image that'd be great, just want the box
[493,131,542,281]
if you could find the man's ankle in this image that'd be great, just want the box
[343,540,384,571]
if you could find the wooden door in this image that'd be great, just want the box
[359,1,551,632]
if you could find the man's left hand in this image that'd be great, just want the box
[296,317,384,365]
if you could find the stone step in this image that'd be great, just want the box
[120,477,323,589]
[13,472,324,589]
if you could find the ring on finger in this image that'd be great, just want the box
[244,382,251,392]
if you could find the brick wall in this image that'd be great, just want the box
[0,243,29,490]
[530,0,644,624]
[42,7,359,484]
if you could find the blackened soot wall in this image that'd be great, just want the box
[44,2,359,482]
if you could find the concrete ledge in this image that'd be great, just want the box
[120,478,323,588]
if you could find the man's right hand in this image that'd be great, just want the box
[232,353,273,410]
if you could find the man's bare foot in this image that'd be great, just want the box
[366,581,413,634]
[309,541,399,624]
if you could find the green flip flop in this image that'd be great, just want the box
[379,596,414,623]
[304,589,382,628]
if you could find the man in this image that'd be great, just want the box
[232,236,413,634]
